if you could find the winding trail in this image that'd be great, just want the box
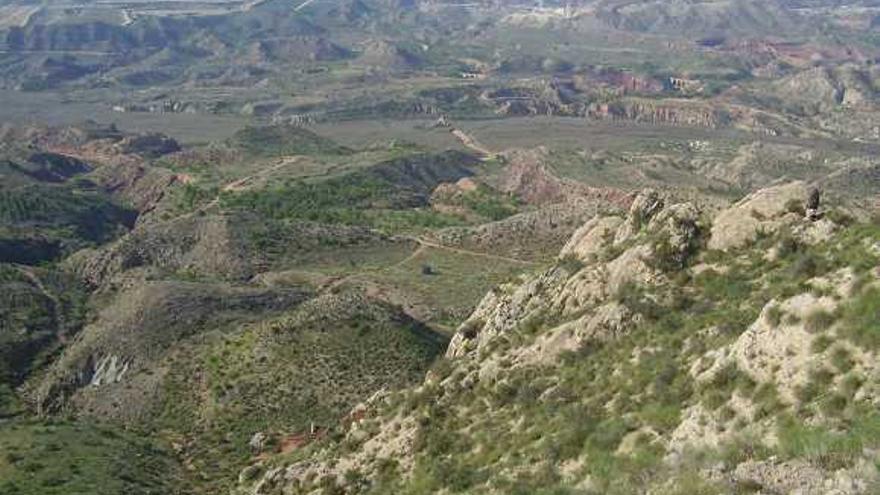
[155,155,306,226]
[323,235,533,295]
[399,235,536,266]
[391,243,428,269]
[450,128,494,158]
[221,156,302,192]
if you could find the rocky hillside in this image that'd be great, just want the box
[595,0,810,37]
[239,182,880,494]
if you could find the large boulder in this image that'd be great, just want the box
[614,188,664,243]
[559,216,624,261]
[708,181,808,251]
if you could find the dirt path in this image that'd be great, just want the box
[403,236,536,266]
[450,128,494,158]
[385,235,535,271]
[390,243,428,269]
[153,155,305,227]
[313,233,534,325]
[222,156,303,192]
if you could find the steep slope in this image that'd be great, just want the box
[0,264,86,417]
[239,183,880,494]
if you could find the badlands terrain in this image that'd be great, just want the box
[2,0,880,494]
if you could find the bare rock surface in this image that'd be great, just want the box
[709,181,808,251]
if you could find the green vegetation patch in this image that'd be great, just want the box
[838,286,880,350]
[777,408,880,471]
[230,125,351,157]
[444,184,521,222]
[221,150,479,233]
[0,420,181,495]
[0,186,134,239]
[0,183,135,262]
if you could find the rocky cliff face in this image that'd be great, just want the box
[589,98,730,129]
[238,182,880,494]
[497,147,635,208]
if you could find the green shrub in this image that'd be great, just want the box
[614,282,663,322]
[699,364,754,411]
[840,373,864,399]
[694,269,752,303]
[784,198,805,216]
[832,224,880,271]
[231,125,350,157]
[557,255,585,274]
[459,186,519,221]
[650,236,683,272]
[174,183,218,212]
[765,305,783,327]
[752,383,784,421]
[810,335,834,354]
[804,309,837,334]
[795,368,835,405]
[715,433,772,467]
[775,229,801,258]
[788,252,823,280]
[776,412,880,470]
[819,394,848,417]
[825,209,855,227]
[659,472,721,495]
[839,287,880,350]
[829,347,855,373]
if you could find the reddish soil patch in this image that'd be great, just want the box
[277,428,327,455]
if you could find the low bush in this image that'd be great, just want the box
[804,309,837,334]
[838,287,880,350]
